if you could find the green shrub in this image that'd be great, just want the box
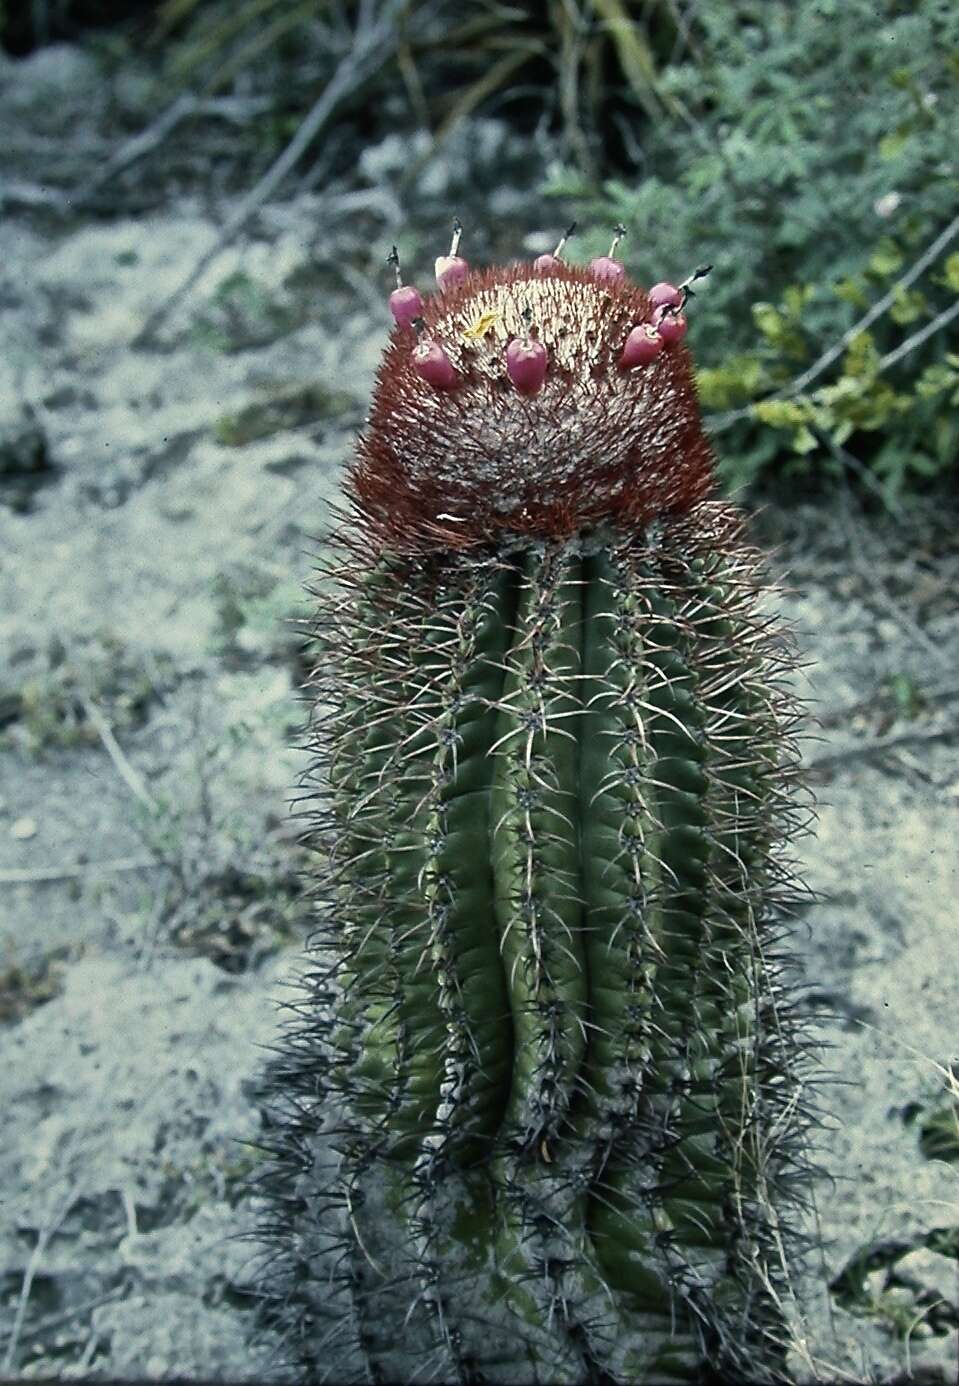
[546,0,959,504]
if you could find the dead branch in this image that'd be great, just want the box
[70,94,273,210]
[878,296,959,373]
[3,1192,77,1373]
[132,0,405,348]
[0,858,159,885]
[79,695,160,814]
[3,1287,125,1342]
[832,488,953,671]
[808,720,959,773]
[808,423,895,513]
[818,683,959,731]
[0,181,69,211]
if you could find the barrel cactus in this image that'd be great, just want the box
[254,227,815,1384]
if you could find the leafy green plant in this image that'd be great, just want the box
[831,1063,959,1347]
[210,563,311,676]
[547,0,959,503]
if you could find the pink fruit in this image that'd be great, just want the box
[620,323,664,369]
[656,311,688,345]
[412,340,458,389]
[389,284,424,328]
[435,255,470,290]
[648,281,683,309]
[589,255,626,285]
[534,223,576,274]
[506,337,548,395]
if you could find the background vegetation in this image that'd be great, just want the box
[2,0,957,507]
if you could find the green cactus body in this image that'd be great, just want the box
[257,262,813,1383]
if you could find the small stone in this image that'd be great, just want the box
[11,816,38,841]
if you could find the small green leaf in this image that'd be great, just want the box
[835,277,869,309]
[889,287,926,325]
[843,332,881,381]
[752,302,784,341]
[752,399,809,428]
[933,415,958,463]
[883,673,924,719]
[792,425,818,454]
[783,284,813,317]
[869,237,904,279]
[916,363,959,398]
[918,1101,959,1162]
[943,253,959,294]
[878,129,909,160]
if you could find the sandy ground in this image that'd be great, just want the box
[1,45,958,1385]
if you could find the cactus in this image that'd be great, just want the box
[254,249,815,1383]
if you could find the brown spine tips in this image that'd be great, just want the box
[350,261,715,551]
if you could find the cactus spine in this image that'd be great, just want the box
[255,258,814,1383]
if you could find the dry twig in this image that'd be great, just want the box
[0,858,159,885]
[878,296,959,374]
[0,182,68,211]
[79,695,160,814]
[70,94,272,210]
[3,1193,77,1373]
[808,720,959,773]
[133,0,405,347]
[833,492,953,672]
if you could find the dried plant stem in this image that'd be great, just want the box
[809,719,959,772]
[133,0,404,347]
[0,858,158,885]
[80,696,160,814]
[3,1194,76,1373]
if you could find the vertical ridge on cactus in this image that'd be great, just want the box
[252,247,817,1383]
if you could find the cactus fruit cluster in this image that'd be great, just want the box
[254,225,816,1383]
